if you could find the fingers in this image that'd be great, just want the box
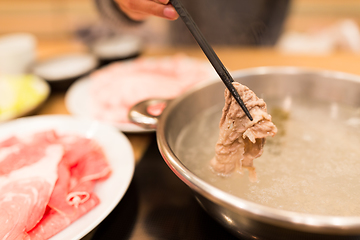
[163,5,178,20]
[116,0,178,21]
[154,0,170,4]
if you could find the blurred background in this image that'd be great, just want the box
[0,0,359,116]
[0,0,97,41]
[0,0,359,48]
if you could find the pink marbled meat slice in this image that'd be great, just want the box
[0,136,18,148]
[90,55,215,124]
[27,134,111,240]
[0,130,112,240]
[0,130,59,175]
[0,145,63,240]
[27,162,100,240]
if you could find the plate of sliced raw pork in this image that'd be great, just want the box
[0,115,134,240]
[65,54,216,133]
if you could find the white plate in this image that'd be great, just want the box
[65,77,153,133]
[0,115,135,240]
[90,35,142,60]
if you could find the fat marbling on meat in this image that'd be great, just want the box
[211,82,277,180]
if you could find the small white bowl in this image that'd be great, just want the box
[90,35,142,65]
[32,53,98,91]
[0,33,37,74]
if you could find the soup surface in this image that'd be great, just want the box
[175,96,360,216]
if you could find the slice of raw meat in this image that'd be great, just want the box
[27,135,111,240]
[0,130,59,175]
[0,144,63,240]
[0,129,112,240]
[0,136,18,148]
[26,161,100,240]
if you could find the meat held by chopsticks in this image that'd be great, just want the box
[211,82,277,181]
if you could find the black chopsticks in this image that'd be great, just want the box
[169,0,253,121]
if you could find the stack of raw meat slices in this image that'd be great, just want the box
[0,130,111,240]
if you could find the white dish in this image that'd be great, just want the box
[0,115,135,240]
[91,35,142,60]
[0,33,36,74]
[32,53,98,81]
[65,77,153,133]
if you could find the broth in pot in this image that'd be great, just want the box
[175,96,360,216]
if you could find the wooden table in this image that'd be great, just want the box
[35,39,360,163]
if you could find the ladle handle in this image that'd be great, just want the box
[128,99,169,129]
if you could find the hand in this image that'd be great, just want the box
[114,0,179,21]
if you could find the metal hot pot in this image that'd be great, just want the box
[129,67,360,240]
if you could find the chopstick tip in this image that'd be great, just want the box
[246,110,253,121]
